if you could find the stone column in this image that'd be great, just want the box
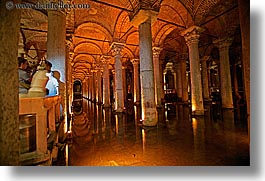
[138,18,157,126]
[96,63,102,104]
[111,42,125,112]
[47,10,66,82]
[91,69,97,102]
[102,56,111,108]
[131,59,140,105]
[130,9,158,126]
[122,64,127,105]
[152,47,162,107]
[201,56,211,101]
[238,0,250,143]
[0,0,21,165]
[65,40,73,121]
[214,38,233,108]
[176,63,183,100]
[88,75,92,101]
[180,58,189,103]
[181,26,204,115]
[159,60,165,103]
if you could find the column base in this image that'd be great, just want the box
[115,107,126,113]
[103,104,111,108]
[142,108,158,126]
[192,110,205,115]
[134,101,140,106]
[222,104,234,109]
[97,101,103,105]
[204,98,212,102]
[156,104,163,109]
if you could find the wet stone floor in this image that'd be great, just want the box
[54,100,250,166]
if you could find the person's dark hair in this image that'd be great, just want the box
[46,61,52,67]
[18,57,27,66]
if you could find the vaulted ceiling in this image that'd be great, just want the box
[19,0,240,81]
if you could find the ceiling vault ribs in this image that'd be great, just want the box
[90,0,134,12]
[157,18,186,29]
[75,35,111,43]
[200,4,238,26]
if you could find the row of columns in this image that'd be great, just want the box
[54,11,236,123]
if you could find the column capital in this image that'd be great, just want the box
[152,47,162,56]
[131,58,140,65]
[101,55,111,64]
[213,37,233,50]
[91,69,97,73]
[180,26,204,45]
[111,42,125,56]
[66,39,73,49]
[47,9,66,17]
[130,9,158,27]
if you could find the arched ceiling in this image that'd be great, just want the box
[20,0,240,80]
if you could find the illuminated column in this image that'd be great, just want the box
[131,59,140,105]
[122,64,127,105]
[214,38,233,108]
[96,63,103,104]
[47,10,66,82]
[181,26,204,115]
[111,42,125,112]
[65,40,73,120]
[138,18,157,126]
[159,60,165,103]
[180,58,189,103]
[152,47,162,107]
[102,56,111,108]
[176,63,183,100]
[91,69,97,102]
[0,1,21,165]
[201,56,211,101]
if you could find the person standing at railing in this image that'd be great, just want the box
[18,57,31,95]
[45,61,59,96]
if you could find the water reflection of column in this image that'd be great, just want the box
[103,108,112,141]
[192,117,206,163]
[222,109,236,158]
[97,105,103,140]
[93,102,98,135]
[114,113,125,144]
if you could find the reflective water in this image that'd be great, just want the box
[54,99,249,166]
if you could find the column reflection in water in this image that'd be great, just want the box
[103,108,112,141]
[140,126,160,165]
[222,109,236,159]
[93,102,98,138]
[114,113,125,143]
[192,116,206,163]
[134,105,142,143]
[97,104,103,140]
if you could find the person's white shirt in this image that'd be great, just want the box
[45,72,59,96]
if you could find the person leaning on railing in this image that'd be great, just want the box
[18,57,32,95]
